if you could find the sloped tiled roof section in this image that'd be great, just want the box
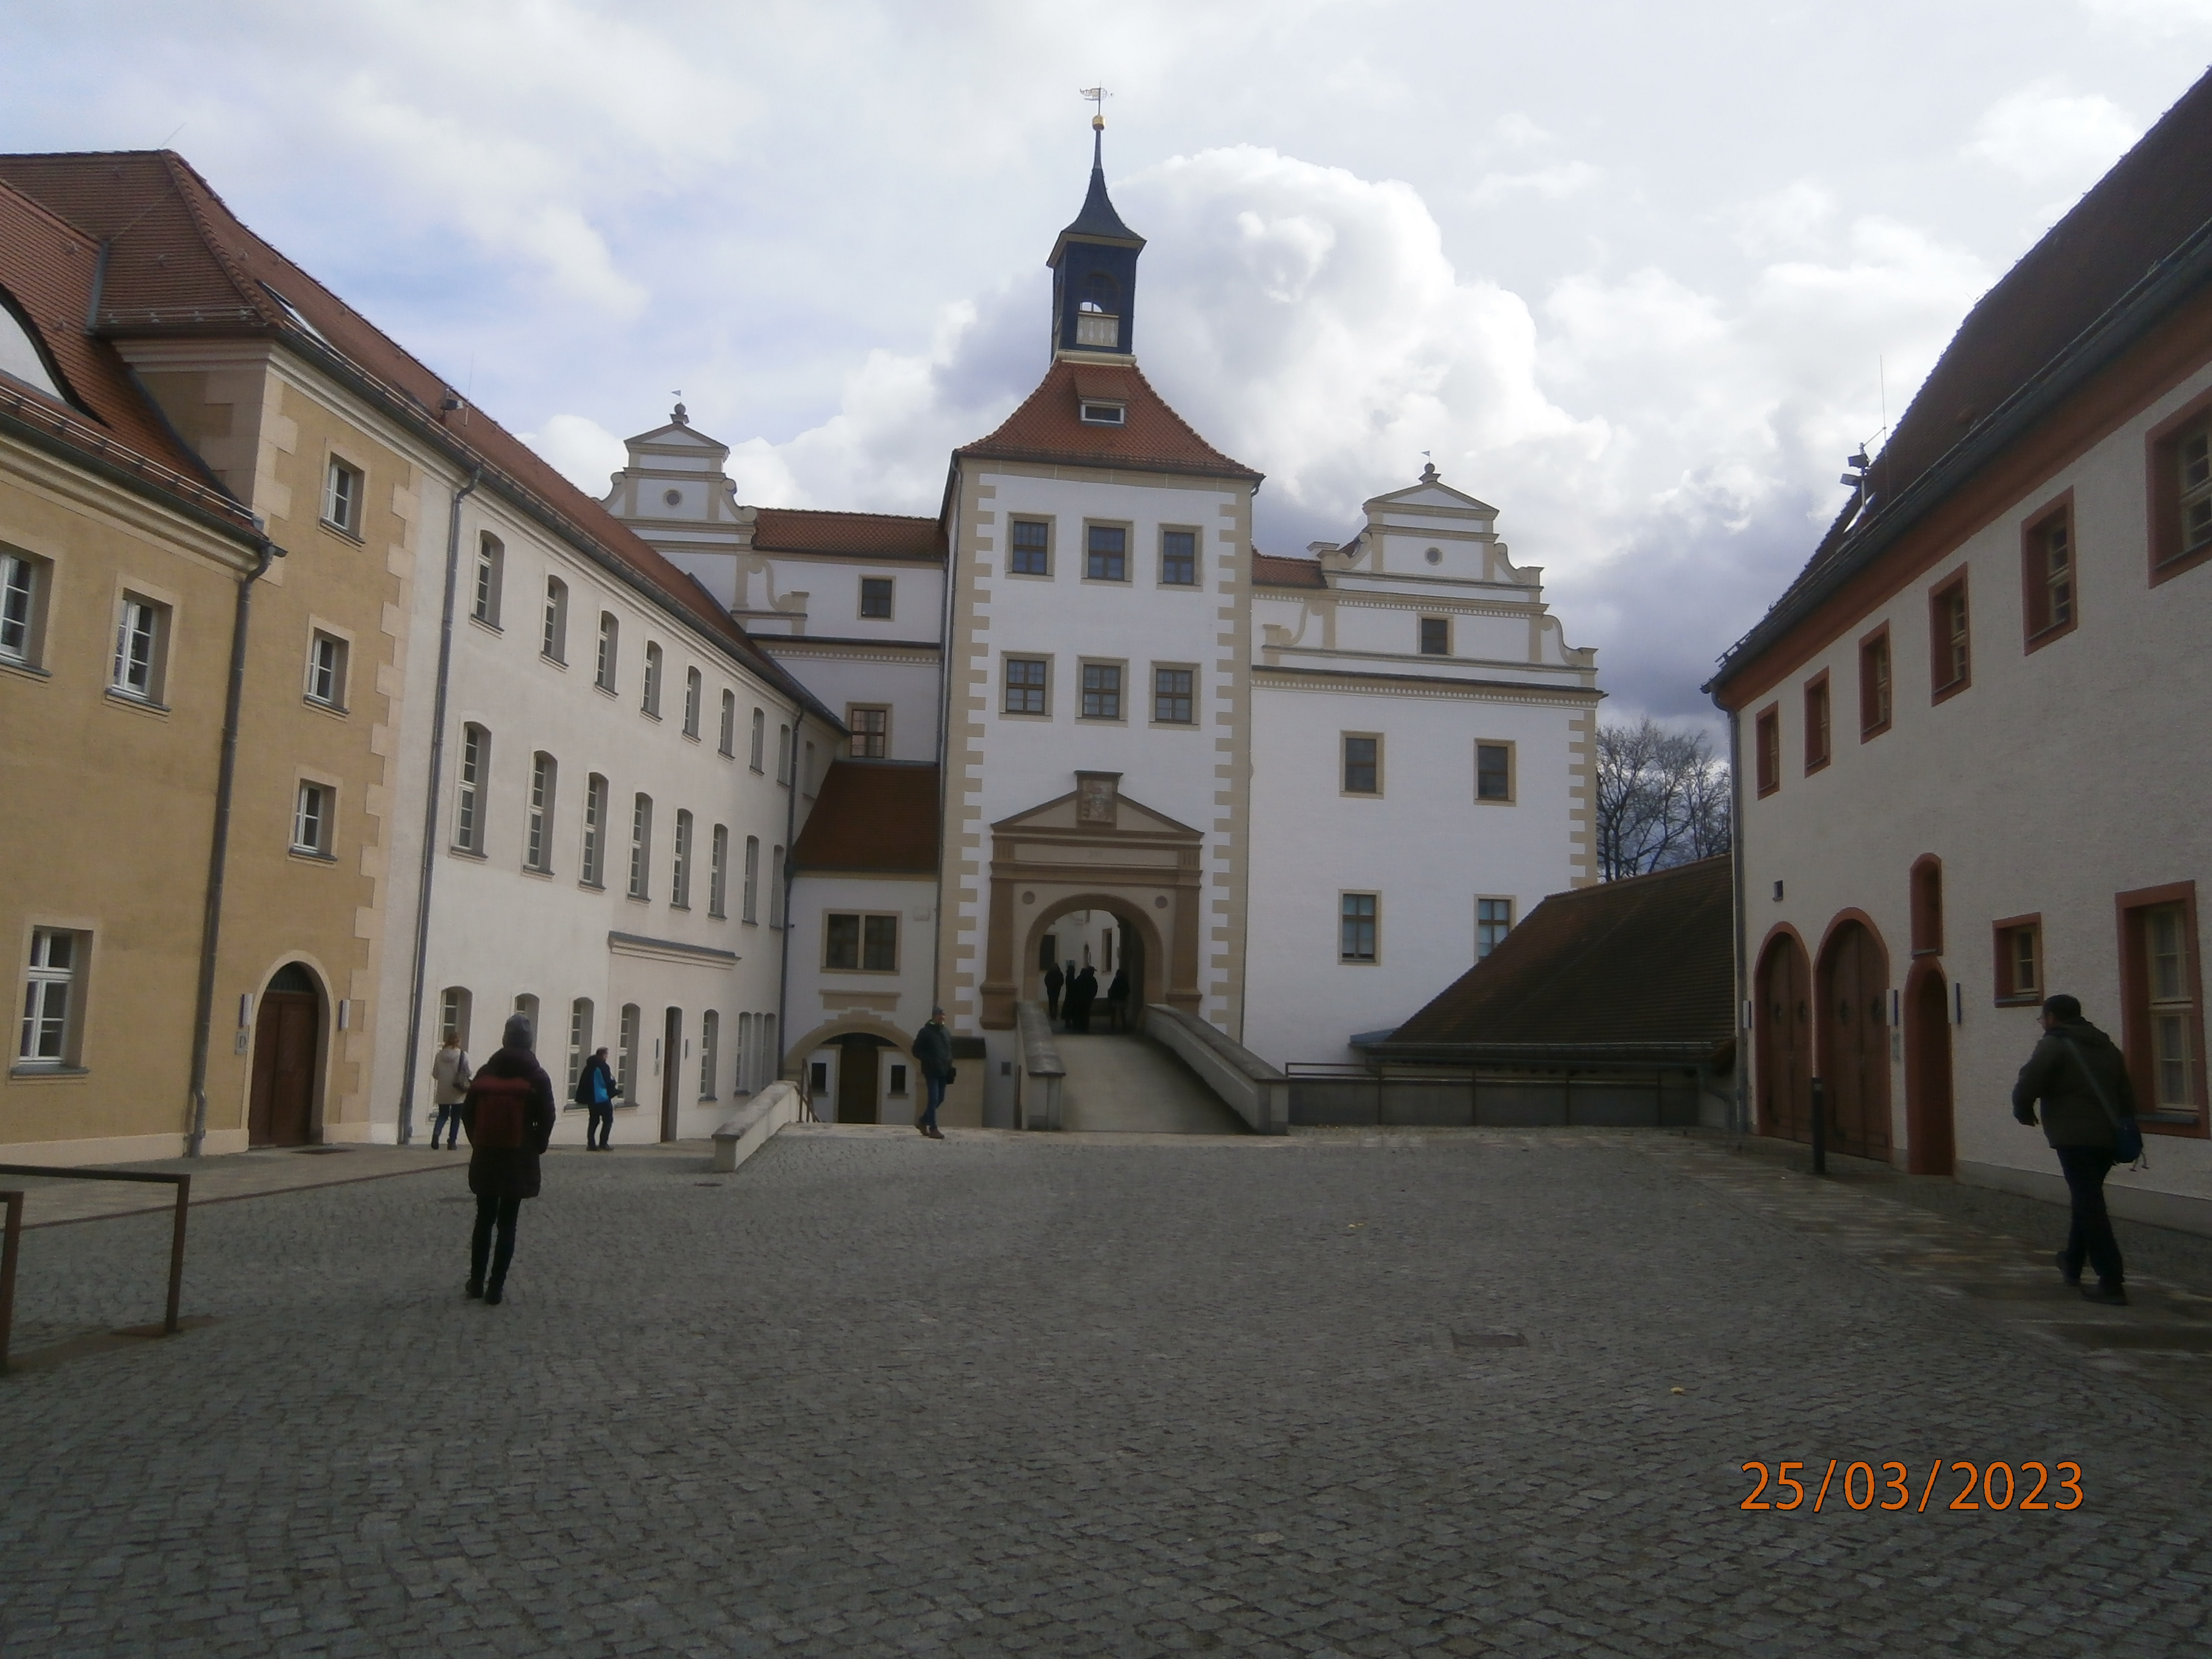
[957,359,1260,482]
[1745,69,2212,651]
[751,507,944,562]
[790,761,941,875]
[1380,857,1734,1059]
[1252,551,1326,589]
[0,175,256,533]
[0,149,832,722]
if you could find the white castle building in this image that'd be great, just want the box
[606,127,1602,1126]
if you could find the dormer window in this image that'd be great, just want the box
[1079,401,1125,426]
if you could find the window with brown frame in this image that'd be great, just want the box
[1754,705,1780,798]
[1910,856,1943,956]
[1802,673,1831,773]
[1993,915,2042,1006]
[1929,574,1970,700]
[2150,408,2212,581]
[2119,884,2204,1129]
[847,705,889,758]
[1858,626,1892,738]
[2022,499,2076,647]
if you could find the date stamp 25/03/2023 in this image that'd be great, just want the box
[1741,1460,2085,1513]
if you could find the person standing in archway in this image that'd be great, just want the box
[2012,993,2139,1306]
[1045,959,1066,1021]
[912,1007,952,1140]
[1069,964,1099,1034]
[1105,965,1130,1033]
[462,1014,558,1305]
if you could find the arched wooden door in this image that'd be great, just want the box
[1817,921,1892,1160]
[1904,959,1956,1175]
[248,963,322,1147]
[1756,935,1812,1142]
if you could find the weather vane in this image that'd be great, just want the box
[1080,86,1111,128]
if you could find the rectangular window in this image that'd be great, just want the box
[471,534,503,626]
[1859,626,1892,738]
[683,667,703,738]
[1003,656,1049,716]
[859,577,894,619]
[1993,915,2041,1006]
[293,780,333,856]
[1419,617,1451,656]
[1080,661,1123,720]
[2152,411,2212,578]
[2023,500,2076,646]
[1803,673,1831,773]
[2185,420,2212,558]
[777,724,791,784]
[1754,706,1780,797]
[770,845,785,928]
[823,913,899,971]
[642,642,663,717]
[111,595,166,702]
[671,809,693,908]
[742,835,760,922]
[1340,893,1379,964]
[628,793,652,899]
[542,577,568,661]
[1079,400,1124,423]
[324,458,362,534]
[709,824,729,918]
[1343,733,1381,795]
[440,987,473,1052]
[1160,529,1197,586]
[454,724,488,852]
[525,753,556,872]
[19,929,80,1066]
[1010,518,1051,576]
[700,1010,720,1100]
[1477,897,1514,961]
[1475,741,1514,803]
[719,690,736,756]
[825,912,859,970]
[848,705,889,758]
[581,773,607,887]
[1152,666,1194,724]
[2,549,46,666]
[307,631,348,708]
[596,613,619,691]
[865,915,899,972]
[1085,524,1127,581]
[1930,574,1970,700]
[2120,886,2204,1125]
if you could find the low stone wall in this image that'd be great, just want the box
[1289,1069,1722,1130]
[710,1082,807,1174]
[1144,1005,1290,1135]
[1014,1002,1064,1131]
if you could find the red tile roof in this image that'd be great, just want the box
[1252,551,1326,589]
[1374,857,1734,1062]
[957,358,1260,482]
[0,149,833,723]
[790,761,941,874]
[751,507,944,562]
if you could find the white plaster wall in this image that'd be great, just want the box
[1737,359,2212,1207]
[784,873,938,1056]
[744,556,944,644]
[1243,684,1584,1066]
[762,649,940,762]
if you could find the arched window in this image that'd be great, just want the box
[438,986,474,1051]
[684,666,703,737]
[699,1010,720,1100]
[709,824,729,917]
[642,642,664,717]
[629,793,653,898]
[777,724,792,784]
[719,689,737,756]
[567,998,594,1093]
[512,992,540,1040]
[737,1012,753,1094]
[617,1003,641,1103]
[743,835,760,922]
[542,577,568,661]
[454,724,489,852]
[580,773,608,886]
[1911,856,1944,956]
[672,809,694,908]
[770,844,786,927]
[472,534,504,626]
[749,708,766,771]
[596,613,619,691]
[525,752,556,872]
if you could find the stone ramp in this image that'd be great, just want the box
[1056,1033,1250,1134]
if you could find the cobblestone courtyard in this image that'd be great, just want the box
[5,1126,2211,1658]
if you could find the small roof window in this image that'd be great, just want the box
[1079,401,1126,426]
[258,282,329,344]
[0,289,64,400]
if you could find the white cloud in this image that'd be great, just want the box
[1469,161,1601,206]
[1964,79,2142,188]
[1729,180,1838,258]
[521,414,627,496]
[2081,0,2212,34]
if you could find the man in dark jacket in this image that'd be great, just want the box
[2013,994,2136,1305]
[912,1008,953,1140]
[575,1045,616,1150]
[1044,961,1065,1021]
[462,1014,558,1305]
[1104,968,1130,1034]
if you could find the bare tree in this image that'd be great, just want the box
[1595,717,1732,881]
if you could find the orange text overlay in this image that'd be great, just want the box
[1741,1460,2084,1513]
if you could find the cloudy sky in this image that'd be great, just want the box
[6,1,2208,721]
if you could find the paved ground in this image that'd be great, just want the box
[1059,1035,1250,1134]
[2,1144,470,1228]
[3,1125,2210,1658]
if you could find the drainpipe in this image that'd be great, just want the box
[1726,703,1749,1136]
[184,534,282,1157]
[396,466,482,1145]
[774,708,801,1085]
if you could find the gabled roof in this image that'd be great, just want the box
[1714,67,2212,691]
[1371,858,1734,1063]
[790,761,941,874]
[751,507,945,563]
[957,358,1260,483]
[1252,551,1327,589]
[1364,473,1497,515]
[0,149,834,724]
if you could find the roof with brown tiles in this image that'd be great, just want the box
[1374,857,1734,1060]
[957,358,1260,482]
[0,149,834,722]
[1252,551,1326,589]
[751,507,944,562]
[790,761,941,874]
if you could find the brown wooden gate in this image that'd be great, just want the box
[248,970,321,1147]
[1818,920,1892,1160]
[1904,959,1956,1175]
[1756,934,1812,1142]
[837,1034,883,1124]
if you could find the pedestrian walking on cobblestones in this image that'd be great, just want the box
[2013,993,2139,1306]
[576,1045,616,1149]
[463,1013,558,1305]
[912,1007,953,1139]
[430,1033,471,1150]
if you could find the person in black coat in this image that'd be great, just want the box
[574,1045,616,1150]
[1044,961,1066,1021]
[2013,993,2139,1304]
[1104,968,1130,1033]
[1069,965,1099,1034]
[461,1013,558,1305]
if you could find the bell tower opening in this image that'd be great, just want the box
[1048,115,1146,360]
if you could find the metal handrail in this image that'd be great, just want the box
[0,1163,192,1374]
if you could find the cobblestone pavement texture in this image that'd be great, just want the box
[4,1144,470,1228]
[4,1125,2210,1658]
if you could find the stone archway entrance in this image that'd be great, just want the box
[979,772,1203,1030]
[1024,897,1150,1033]
[249,962,323,1147]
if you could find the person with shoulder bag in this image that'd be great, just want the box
[911,1007,953,1140]
[2012,993,2141,1306]
[575,1045,616,1150]
[461,1014,558,1305]
[429,1032,471,1150]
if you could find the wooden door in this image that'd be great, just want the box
[1757,936,1811,1142]
[837,1034,881,1124]
[1905,961,1956,1175]
[249,991,319,1147]
[1818,922,1892,1159]
[660,1008,682,1142]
